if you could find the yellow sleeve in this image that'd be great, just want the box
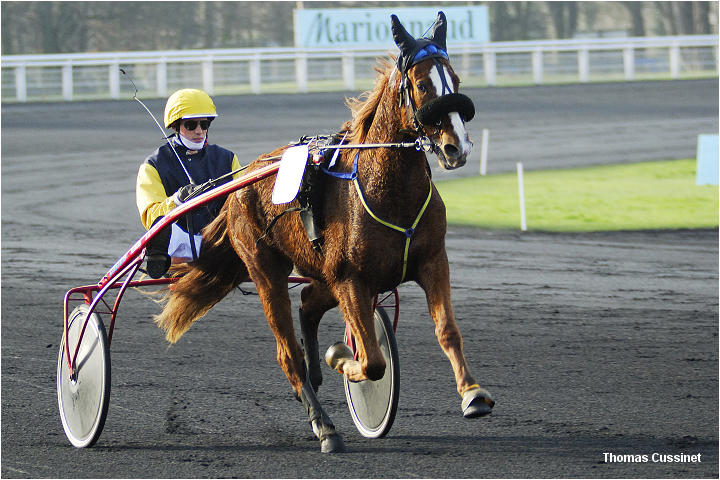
[136,163,177,230]
[231,154,243,180]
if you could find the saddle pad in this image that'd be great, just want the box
[272,145,309,204]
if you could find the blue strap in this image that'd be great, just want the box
[321,151,358,180]
[435,60,453,95]
[412,44,448,65]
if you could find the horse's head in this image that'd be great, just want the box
[392,11,474,170]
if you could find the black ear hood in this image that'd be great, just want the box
[392,11,449,75]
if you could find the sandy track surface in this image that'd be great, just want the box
[2,80,717,478]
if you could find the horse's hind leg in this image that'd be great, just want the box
[300,281,338,392]
[248,264,344,453]
[417,250,495,418]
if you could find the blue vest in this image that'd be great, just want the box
[145,141,235,234]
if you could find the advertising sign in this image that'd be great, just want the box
[294,6,489,48]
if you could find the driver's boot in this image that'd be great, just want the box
[145,217,172,279]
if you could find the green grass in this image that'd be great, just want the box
[436,158,719,232]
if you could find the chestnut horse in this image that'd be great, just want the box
[155,12,494,453]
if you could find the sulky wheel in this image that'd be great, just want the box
[57,304,111,448]
[344,307,399,438]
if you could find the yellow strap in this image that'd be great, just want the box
[411,181,434,231]
[352,177,433,282]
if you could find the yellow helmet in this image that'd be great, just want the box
[163,89,218,128]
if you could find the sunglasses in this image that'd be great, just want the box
[181,119,212,130]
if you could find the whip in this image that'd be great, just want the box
[119,69,196,185]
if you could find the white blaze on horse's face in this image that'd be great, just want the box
[426,63,473,170]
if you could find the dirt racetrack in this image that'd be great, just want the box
[2,80,718,478]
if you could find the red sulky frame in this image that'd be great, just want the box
[61,160,399,379]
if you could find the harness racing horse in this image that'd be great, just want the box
[155,11,494,453]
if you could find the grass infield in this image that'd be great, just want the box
[436,158,719,232]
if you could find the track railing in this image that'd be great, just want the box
[2,35,717,102]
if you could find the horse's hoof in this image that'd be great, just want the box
[462,386,495,418]
[325,342,353,373]
[320,433,345,453]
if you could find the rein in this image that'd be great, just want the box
[298,136,436,155]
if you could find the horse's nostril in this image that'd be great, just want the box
[443,144,460,158]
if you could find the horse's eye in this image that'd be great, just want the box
[416,82,427,93]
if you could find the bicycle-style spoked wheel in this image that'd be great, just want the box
[57,304,111,448]
[344,307,399,438]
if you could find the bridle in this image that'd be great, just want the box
[398,47,450,131]
[396,44,475,157]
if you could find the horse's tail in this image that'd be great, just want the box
[154,209,248,343]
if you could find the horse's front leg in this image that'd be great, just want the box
[249,266,344,453]
[325,280,386,382]
[417,249,495,418]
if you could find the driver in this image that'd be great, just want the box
[136,88,241,278]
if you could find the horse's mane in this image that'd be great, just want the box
[344,57,396,144]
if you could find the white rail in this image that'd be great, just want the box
[2,35,716,102]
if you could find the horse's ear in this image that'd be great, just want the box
[429,11,448,51]
[391,14,416,58]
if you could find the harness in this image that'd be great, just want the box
[256,43,474,284]
[316,43,469,282]
[256,133,434,285]
[228,40,473,284]
[321,150,433,283]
